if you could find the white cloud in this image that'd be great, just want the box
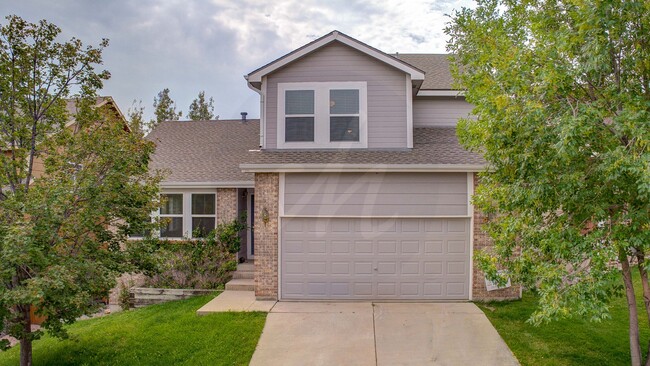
[0,0,474,120]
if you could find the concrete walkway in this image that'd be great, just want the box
[196,291,276,314]
[249,302,519,366]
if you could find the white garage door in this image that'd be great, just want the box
[281,217,470,300]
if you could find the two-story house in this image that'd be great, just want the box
[147,31,519,302]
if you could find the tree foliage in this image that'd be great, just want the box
[446,1,650,364]
[0,15,162,365]
[126,99,146,136]
[152,88,181,123]
[187,91,216,121]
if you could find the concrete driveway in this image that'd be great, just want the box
[249,302,519,366]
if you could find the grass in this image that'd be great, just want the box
[478,272,650,365]
[0,295,267,366]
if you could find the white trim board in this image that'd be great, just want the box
[279,215,472,219]
[467,172,475,301]
[416,90,465,97]
[246,31,425,84]
[406,74,413,149]
[161,181,255,189]
[240,164,485,173]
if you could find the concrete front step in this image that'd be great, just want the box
[232,271,254,279]
[225,278,255,291]
[237,263,254,272]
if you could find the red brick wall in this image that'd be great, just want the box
[254,173,279,300]
[216,188,238,224]
[472,173,521,301]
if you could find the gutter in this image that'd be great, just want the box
[239,163,486,173]
[416,90,466,97]
[245,77,264,148]
[161,181,255,189]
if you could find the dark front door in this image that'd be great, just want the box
[250,194,254,256]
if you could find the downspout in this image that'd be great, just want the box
[245,75,264,148]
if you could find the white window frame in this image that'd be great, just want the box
[157,191,217,239]
[159,193,184,239]
[190,193,218,238]
[277,81,368,149]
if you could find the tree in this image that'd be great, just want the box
[446,1,650,364]
[127,99,146,136]
[187,91,216,121]
[152,88,181,123]
[0,16,162,366]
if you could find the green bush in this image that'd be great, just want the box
[127,216,246,289]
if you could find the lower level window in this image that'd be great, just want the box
[159,192,216,238]
[160,194,183,237]
[191,193,216,237]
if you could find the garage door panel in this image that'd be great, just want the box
[281,218,470,300]
[286,204,469,217]
[331,240,351,253]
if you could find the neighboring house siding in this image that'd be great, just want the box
[413,97,474,127]
[284,172,468,217]
[32,156,46,179]
[265,42,408,149]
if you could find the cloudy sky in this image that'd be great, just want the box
[1,0,473,121]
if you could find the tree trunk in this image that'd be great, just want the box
[635,251,650,366]
[19,304,32,366]
[621,248,642,366]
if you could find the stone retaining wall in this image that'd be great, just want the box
[129,288,218,308]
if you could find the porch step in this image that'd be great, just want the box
[232,271,254,279]
[225,278,255,291]
[237,262,254,272]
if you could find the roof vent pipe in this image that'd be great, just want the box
[241,112,248,123]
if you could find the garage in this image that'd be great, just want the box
[280,172,472,301]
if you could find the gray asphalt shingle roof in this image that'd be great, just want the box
[147,120,259,183]
[148,120,483,183]
[395,54,455,90]
[241,127,484,167]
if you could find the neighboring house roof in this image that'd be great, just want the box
[394,54,455,91]
[246,30,425,88]
[64,96,128,130]
[147,120,260,186]
[240,127,485,172]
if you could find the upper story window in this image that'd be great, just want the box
[278,82,367,149]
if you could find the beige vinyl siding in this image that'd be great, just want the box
[266,42,407,149]
[283,172,468,217]
[413,97,474,127]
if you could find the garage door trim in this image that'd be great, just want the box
[277,172,475,301]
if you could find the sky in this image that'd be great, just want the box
[1,0,474,121]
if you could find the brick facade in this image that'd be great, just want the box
[471,173,521,301]
[253,173,279,300]
[216,188,238,224]
[251,172,519,301]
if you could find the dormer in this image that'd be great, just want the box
[246,31,425,150]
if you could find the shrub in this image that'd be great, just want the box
[118,279,134,311]
[128,216,246,289]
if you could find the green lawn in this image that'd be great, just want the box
[478,274,650,365]
[0,295,266,366]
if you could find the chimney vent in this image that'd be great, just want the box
[241,112,248,122]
